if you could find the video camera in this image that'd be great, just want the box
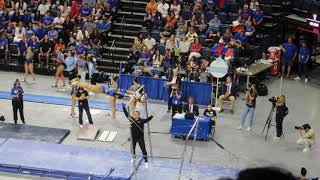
[269,96,277,103]
[294,126,303,130]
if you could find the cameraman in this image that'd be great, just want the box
[170,85,183,117]
[296,124,315,152]
[11,79,25,124]
[237,84,258,131]
[273,95,288,140]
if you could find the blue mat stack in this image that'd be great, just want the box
[0,91,123,111]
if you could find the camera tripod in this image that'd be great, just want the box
[262,104,276,141]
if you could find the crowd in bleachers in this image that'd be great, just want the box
[124,0,265,83]
[0,0,119,71]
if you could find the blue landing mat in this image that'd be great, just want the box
[0,91,123,111]
[0,138,138,180]
[137,158,239,180]
[0,122,70,144]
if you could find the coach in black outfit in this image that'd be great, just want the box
[11,79,25,124]
[76,87,93,127]
[183,96,199,118]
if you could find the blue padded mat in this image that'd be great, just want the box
[137,158,239,180]
[0,138,137,180]
[0,91,123,111]
[0,122,70,144]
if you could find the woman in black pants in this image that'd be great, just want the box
[273,95,288,140]
[11,79,25,124]
[76,87,93,127]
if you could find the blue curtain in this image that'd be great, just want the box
[119,74,212,105]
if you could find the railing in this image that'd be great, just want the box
[119,15,126,38]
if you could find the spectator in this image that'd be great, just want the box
[83,17,96,35]
[152,49,163,68]
[27,0,38,15]
[146,0,158,15]
[69,1,80,19]
[28,35,40,54]
[170,0,181,19]
[0,19,5,33]
[188,38,202,60]
[205,0,216,11]
[38,35,52,68]
[185,27,198,42]
[101,2,114,21]
[5,0,15,17]
[193,0,203,12]
[232,16,244,33]
[165,34,178,52]
[160,26,172,44]
[238,4,251,22]
[234,30,248,44]
[25,22,35,38]
[54,38,66,53]
[15,0,27,16]
[97,16,111,44]
[157,0,169,19]
[74,15,84,29]
[92,2,102,22]
[14,21,26,42]
[143,33,156,51]
[299,167,308,180]
[183,96,199,117]
[166,10,176,30]
[187,56,199,81]
[59,1,71,18]
[22,10,32,25]
[80,2,92,19]
[11,9,22,24]
[197,13,207,35]
[48,25,58,42]
[0,33,9,63]
[218,76,237,113]
[18,34,29,64]
[90,29,102,52]
[41,11,54,29]
[207,15,221,35]
[145,10,157,31]
[212,38,227,58]
[250,0,259,11]
[34,22,46,41]
[279,37,298,78]
[178,36,191,57]
[294,42,311,82]
[75,39,88,56]
[245,21,255,37]
[252,5,263,27]
[38,0,50,16]
[5,20,15,41]
[53,11,65,30]
[124,45,140,74]
[139,46,151,66]
[133,32,144,51]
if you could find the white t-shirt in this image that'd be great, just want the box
[179,41,191,53]
[157,3,169,18]
[15,27,26,39]
[143,38,156,50]
[15,2,27,16]
[54,17,65,29]
[250,2,259,11]
[59,6,71,18]
[170,4,181,18]
[38,4,50,15]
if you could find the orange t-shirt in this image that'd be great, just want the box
[146,2,158,14]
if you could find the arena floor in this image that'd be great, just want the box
[0,70,319,179]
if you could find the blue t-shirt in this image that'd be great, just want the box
[11,86,24,100]
[282,42,298,61]
[65,56,77,72]
[0,21,4,30]
[172,91,183,105]
[87,61,99,75]
[18,40,28,52]
[48,30,58,41]
[75,44,88,56]
[41,15,54,27]
[23,15,32,25]
[35,28,47,39]
[252,10,263,23]
[26,28,34,37]
[208,19,221,32]
[234,32,248,43]
[28,40,40,50]
[97,21,111,31]
[80,7,92,17]
[299,47,311,64]
[0,38,8,50]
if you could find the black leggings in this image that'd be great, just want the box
[12,100,25,124]
[167,87,173,111]
[132,135,148,162]
[78,104,93,125]
[276,115,284,137]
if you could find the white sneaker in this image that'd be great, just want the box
[294,76,301,80]
[144,162,149,169]
[302,148,310,152]
[130,157,136,163]
[21,79,26,83]
[273,136,280,141]
[236,126,243,130]
[246,127,251,131]
[305,78,308,83]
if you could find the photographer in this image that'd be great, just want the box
[11,79,25,124]
[296,124,315,152]
[170,85,183,117]
[238,84,258,131]
[273,95,288,140]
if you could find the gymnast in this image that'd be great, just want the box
[72,77,145,118]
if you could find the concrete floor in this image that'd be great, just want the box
[0,71,319,179]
